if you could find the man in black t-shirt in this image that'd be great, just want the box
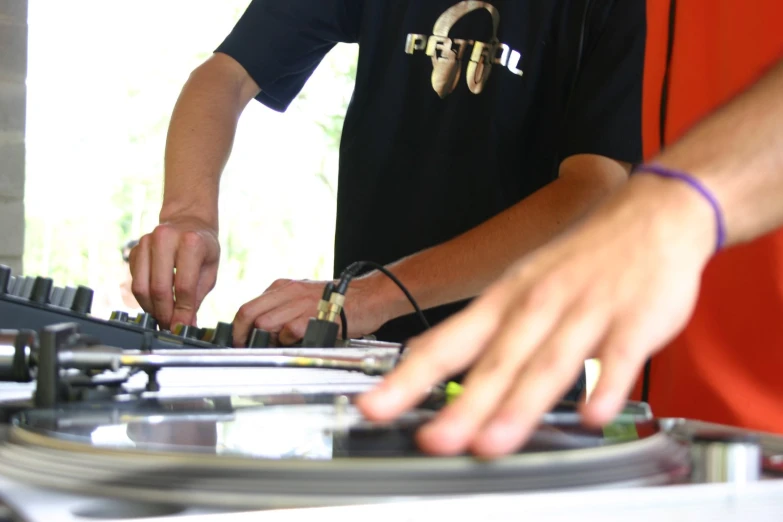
[130,1,645,358]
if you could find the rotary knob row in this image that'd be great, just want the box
[108,313,269,348]
[169,323,270,348]
[197,321,234,347]
[109,311,158,330]
[170,323,233,346]
[247,328,271,348]
[0,267,93,315]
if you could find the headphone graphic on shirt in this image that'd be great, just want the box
[429,1,501,98]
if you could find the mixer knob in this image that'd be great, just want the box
[110,311,129,322]
[133,313,158,330]
[9,276,24,297]
[0,265,10,294]
[172,324,199,339]
[19,276,34,299]
[60,287,76,309]
[247,328,271,348]
[9,275,27,297]
[70,286,94,314]
[9,275,26,297]
[49,287,64,306]
[211,322,233,347]
[197,327,211,341]
[30,277,53,304]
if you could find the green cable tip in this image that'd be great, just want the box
[444,381,464,403]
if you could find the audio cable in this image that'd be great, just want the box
[302,260,430,348]
[301,262,469,401]
[336,260,431,330]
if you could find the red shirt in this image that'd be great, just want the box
[634,0,783,433]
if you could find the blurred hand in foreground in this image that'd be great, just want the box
[357,174,716,457]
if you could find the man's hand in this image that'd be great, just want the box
[357,174,717,457]
[232,273,393,346]
[129,217,220,330]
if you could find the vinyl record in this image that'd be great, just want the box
[0,392,691,509]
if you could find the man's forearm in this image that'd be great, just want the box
[160,54,260,229]
[653,58,783,246]
[371,155,630,320]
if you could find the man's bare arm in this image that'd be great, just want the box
[654,58,783,246]
[375,155,631,320]
[232,154,631,345]
[130,53,261,329]
[160,53,261,228]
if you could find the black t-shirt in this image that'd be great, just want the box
[216,0,645,343]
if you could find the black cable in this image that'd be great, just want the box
[658,0,678,150]
[566,0,592,123]
[642,0,678,405]
[321,282,335,301]
[573,0,592,94]
[553,0,592,174]
[338,260,431,331]
[340,308,348,341]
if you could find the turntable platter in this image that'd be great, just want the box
[0,393,691,509]
[12,393,639,458]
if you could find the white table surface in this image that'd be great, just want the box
[2,475,783,522]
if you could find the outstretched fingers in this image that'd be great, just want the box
[451,301,606,457]
[415,284,570,455]
[356,285,515,422]
[580,327,652,428]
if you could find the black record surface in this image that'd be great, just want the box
[0,392,691,509]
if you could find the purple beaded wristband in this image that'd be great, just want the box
[632,164,726,253]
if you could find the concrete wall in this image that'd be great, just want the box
[0,0,27,274]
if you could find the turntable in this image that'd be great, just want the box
[0,321,780,520]
[0,393,676,502]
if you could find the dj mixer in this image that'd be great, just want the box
[0,265,273,350]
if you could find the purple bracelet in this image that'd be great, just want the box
[632,164,726,253]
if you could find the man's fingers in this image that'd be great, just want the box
[149,229,178,329]
[129,237,154,313]
[469,305,608,457]
[170,232,207,327]
[278,318,309,346]
[233,288,297,346]
[254,299,316,334]
[191,269,219,325]
[264,279,293,293]
[580,329,651,428]
[415,288,567,455]
[356,287,513,423]
[234,280,321,346]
